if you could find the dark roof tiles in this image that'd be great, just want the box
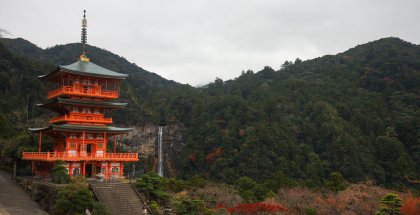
[39,61,128,80]
[29,124,133,134]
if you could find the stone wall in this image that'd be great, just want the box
[15,177,63,213]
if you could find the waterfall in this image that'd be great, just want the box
[157,126,164,177]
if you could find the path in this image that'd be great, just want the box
[0,170,49,215]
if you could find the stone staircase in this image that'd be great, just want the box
[90,181,150,215]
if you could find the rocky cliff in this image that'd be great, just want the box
[118,123,185,177]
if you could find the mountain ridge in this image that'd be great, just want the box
[1,37,175,82]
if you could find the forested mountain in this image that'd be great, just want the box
[0,37,418,189]
[0,41,49,138]
[173,38,419,188]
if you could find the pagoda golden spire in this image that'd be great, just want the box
[80,10,90,62]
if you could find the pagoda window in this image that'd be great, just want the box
[94,109,100,114]
[102,81,107,90]
[65,76,73,86]
[87,134,93,139]
[82,108,87,113]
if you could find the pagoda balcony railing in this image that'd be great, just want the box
[48,86,119,99]
[22,152,138,162]
[50,115,112,124]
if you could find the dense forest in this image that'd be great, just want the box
[0,37,418,192]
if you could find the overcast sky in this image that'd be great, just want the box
[1,0,419,85]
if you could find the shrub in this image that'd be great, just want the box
[186,183,242,209]
[400,196,420,215]
[51,160,70,184]
[375,193,402,215]
[235,176,273,202]
[136,173,169,203]
[174,199,205,215]
[92,202,110,215]
[305,207,317,215]
[164,177,186,192]
[188,175,207,188]
[324,172,349,192]
[217,202,288,214]
[150,201,161,215]
[51,180,93,215]
[277,182,404,214]
[235,176,256,192]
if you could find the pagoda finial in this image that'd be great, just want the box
[80,10,90,62]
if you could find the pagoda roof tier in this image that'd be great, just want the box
[29,124,133,134]
[39,61,128,80]
[39,97,128,110]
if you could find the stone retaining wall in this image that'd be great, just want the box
[15,177,64,213]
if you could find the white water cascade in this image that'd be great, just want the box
[157,126,164,177]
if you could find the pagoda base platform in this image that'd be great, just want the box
[30,160,128,180]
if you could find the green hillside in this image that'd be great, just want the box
[0,37,418,189]
[0,41,49,138]
[170,37,419,188]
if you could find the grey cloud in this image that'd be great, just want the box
[0,0,419,85]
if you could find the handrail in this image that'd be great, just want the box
[48,86,119,99]
[22,152,139,161]
[50,115,112,124]
[130,182,153,214]
[89,183,103,202]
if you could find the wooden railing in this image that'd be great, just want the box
[48,86,119,99]
[22,152,138,161]
[50,115,112,124]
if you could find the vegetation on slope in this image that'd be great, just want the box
[0,37,418,191]
[172,38,419,190]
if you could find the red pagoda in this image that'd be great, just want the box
[22,11,138,179]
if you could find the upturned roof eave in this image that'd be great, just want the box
[37,98,128,109]
[28,124,133,134]
[39,61,128,80]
